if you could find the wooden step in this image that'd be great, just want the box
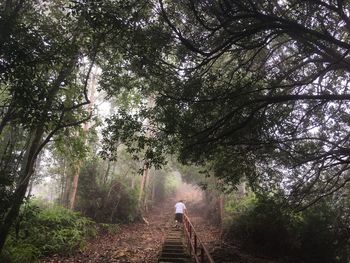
[158,228,192,263]
[162,248,184,253]
[158,257,191,263]
[161,252,191,258]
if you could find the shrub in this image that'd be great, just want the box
[228,197,297,257]
[77,160,139,223]
[296,202,350,263]
[77,177,139,223]
[2,200,97,262]
[1,240,40,263]
[227,196,350,263]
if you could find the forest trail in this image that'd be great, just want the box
[40,184,279,263]
[41,197,174,263]
[41,186,219,263]
[40,185,220,263]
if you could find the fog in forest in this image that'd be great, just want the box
[1,1,350,263]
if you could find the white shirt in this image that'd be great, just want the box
[175,202,186,214]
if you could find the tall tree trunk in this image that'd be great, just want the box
[103,160,111,186]
[151,175,156,203]
[138,163,149,211]
[0,126,44,251]
[26,149,43,198]
[219,194,225,239]
[26,179,34,198]
[131,175,135,189]
[143,169,151,212]
[67,68,97,210]
[63,171,72,208]
[69,161,82,210]
[59,159,67,206]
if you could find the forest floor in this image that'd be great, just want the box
[41,186,278,263]
[41,196,176,263]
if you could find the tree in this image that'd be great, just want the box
[100,0,350,209]
[1,0,167,250]
[0,0,101,252]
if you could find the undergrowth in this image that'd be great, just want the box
[1,199,99,263]
[225,194,350,263]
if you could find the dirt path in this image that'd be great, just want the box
[41,198,177,263]
[41,184,277,263]
[40,184,216,263]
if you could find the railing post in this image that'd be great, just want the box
[189,224,192,255]
[189,224,192,239]
[194,234,197,255]
[183,213,215,263]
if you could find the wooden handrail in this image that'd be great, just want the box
[183,213,215,263]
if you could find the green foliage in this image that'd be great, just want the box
[152,169,181,202]
[1,241,40,263]
[97,0,350,209]
[224,192,257,216]
[226,196,350,263]
[2,200,96,262]
[297,202,350,263]
[101,109,168,168]
[0,0,107,251]
[77,157,139,223]
[164,172,181,195]
[54,128,90,162]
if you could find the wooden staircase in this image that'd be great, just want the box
[158,227,192,263]
[158,213,215,263]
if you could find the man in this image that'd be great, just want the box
[174,200,186,227]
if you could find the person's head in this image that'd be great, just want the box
[178,200,184,203]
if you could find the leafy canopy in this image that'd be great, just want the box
[98,0,350,209]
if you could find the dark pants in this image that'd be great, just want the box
[175,213,183,223]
